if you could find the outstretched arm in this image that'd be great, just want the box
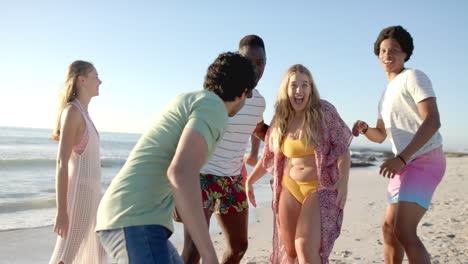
[167,128,218,264]
[245,158,268,208]
[352,119,387,143]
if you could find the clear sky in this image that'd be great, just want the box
[1,0,467,151]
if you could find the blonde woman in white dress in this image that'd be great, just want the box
[49,60,107,264]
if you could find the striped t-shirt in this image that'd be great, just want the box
[201,89,266,176]
[378,68,442,160]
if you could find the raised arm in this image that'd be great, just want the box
[167,128,218,264]
[352,119,387,143]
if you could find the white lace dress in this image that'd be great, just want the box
[49,100,107,264]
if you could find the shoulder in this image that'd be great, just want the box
[173,90,225,113]
[252,89,264,98]
[196,90,224,106]
[404,68,432,89]
[319,99,345,126]
[60,103,85,133]
[190,91,227,122]
[61,103,83,123]
[319,99,337,113]
[246,89,266,105]
[405,68,431,82]
[405,68,427,76]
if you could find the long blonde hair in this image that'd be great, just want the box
[271,64,323,151]
[52,60,94,141]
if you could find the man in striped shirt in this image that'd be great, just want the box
[180,35,268,264]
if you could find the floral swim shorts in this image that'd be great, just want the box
[200,173,248,215]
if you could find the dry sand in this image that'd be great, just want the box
[206,156,468,263]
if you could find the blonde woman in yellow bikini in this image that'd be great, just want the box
[246,64,352,264]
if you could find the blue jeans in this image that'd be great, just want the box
[98,225,183,264]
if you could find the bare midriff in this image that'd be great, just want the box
[283,155,318,182]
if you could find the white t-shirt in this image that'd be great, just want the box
[378,68,443,160]
[201,89,266,176]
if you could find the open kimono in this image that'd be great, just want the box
[261,100,352,264]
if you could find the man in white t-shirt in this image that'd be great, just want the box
[352,25,445,264]
[178,35,268,264]
[377,68,443,159]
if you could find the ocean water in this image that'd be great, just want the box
[0,127,137,230]
[0,126,387,237]
[0,126,274,234]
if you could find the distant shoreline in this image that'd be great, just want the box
[444,152,468,157]
[2,126,467,154]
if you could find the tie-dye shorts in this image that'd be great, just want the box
[387,146,446,209]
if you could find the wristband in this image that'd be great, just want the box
[360,124,369,135]
[397,155,407,165]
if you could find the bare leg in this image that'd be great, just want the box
[51,187,96,263]
[181,208,213,264]
[394,201,430,264]
[295,192,321,264]
[382,204,405,264]
[216,209,249,264]
[278,185,301,262]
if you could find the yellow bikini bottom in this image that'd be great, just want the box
[282,175,318,204]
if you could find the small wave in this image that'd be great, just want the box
[100,158,126,168]
[0,158,55,167]
[0,208,56,231]
[0,197,56,213]
[0,192,36,199]
[0,158,126,168]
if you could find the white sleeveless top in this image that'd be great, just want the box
[49,99,107,264]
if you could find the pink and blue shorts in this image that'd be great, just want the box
[387,146,446,210]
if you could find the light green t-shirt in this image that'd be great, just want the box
[96,90,227,232]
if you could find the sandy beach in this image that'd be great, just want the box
[1,156,466,264]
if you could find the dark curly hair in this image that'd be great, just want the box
[374,25,414,62]
[239,34,265,51]
[204,52,256,101]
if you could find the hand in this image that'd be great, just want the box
[352,120,368,137]
[53,210,69,238]
[333,178,348,209]
[245,180,257,208]
[172,207,182,222]
[245,154,258,167]
[379,157,406,178]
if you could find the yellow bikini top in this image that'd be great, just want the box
[281,137,316,158]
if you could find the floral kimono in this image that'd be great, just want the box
[261,100,352,264]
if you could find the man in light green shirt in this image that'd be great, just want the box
[96,52,256,264]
